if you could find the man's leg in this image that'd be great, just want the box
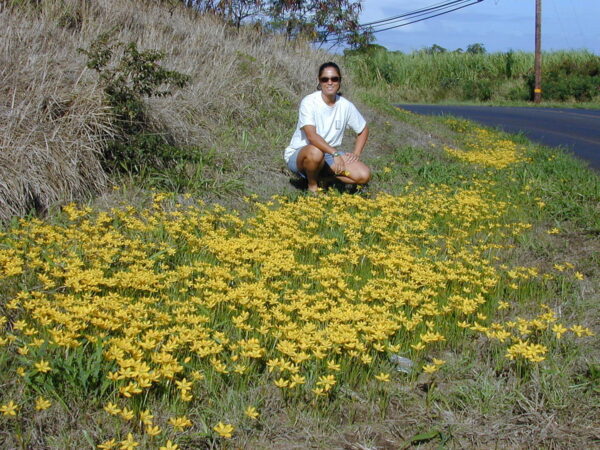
[337,158,372,185]
[297,145,326,193]
[325,154,371,185]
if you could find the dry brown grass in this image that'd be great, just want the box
[0,0,328,221]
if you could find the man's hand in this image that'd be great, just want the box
[343,153,360,164]
[332,154,346,175]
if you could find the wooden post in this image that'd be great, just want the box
[534,0,542,103]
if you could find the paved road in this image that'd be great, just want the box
[396,104,600,169]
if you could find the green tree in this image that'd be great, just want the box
[183,0,265,28]
[466,42,486,54]
[420,44,447,55]
[180,0,370,47]
[266,0,371,48]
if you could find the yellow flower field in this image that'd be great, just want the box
[444,119,532,169]
[0,126,592,445]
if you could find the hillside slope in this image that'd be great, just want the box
[1,0,331,220]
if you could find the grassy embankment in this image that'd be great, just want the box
[0,0,328,222]
[344,47,600,107]
[1,0,599,448]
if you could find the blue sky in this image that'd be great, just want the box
[359,0,600,54]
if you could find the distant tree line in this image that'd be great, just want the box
[419,42,487,55]
[179,0,372,47]
[345,42,488,57]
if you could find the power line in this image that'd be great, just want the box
[370,0,483,34]
[361,0,475,28]
[321,0,484,44]
[551,0,571,49]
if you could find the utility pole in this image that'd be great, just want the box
[534,0,542,103]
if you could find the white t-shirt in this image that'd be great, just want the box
[284,91,367,163]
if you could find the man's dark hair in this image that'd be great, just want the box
[318,61,342,78]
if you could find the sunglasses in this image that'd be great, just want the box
[319,76,341,83]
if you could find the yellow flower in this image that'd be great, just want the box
[0,400,18,416]
[374,372,390,382]
[290,374,306,387]
[119,433,138,450]
[505,340,547,363]
[13,320,27,331]
[574,272,584,280]
[97,439,117,449]
[552,323,568,339]
[245,406,259,420]
[571,325,594,337]
[274,377,289,388]
[175,378,192,391]
[312,387,326,397]
[104,402,120,416]
[119,382,142,398]
[120,407,135,421]
[316,374,336,391]
[388,344,401,353]
[498,301,509,310]
[107,372,120,381]
[34,360,52,374]
[360,353,373,365]
[159,440,178,450]
[422,364,439,374]
[190,370,204,381]
[168,416,192,431]
[411,342,425,351]
[35,397,51,411]
[139,409,153,426]
[213,422,234,438]
[419,331,444,343]
[327,360,340,371]
[145,425,162,436]
[17,346,29,355]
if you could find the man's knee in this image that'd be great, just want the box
[299,146,324,172]
[303,145,324,163]
[353,165,371,184]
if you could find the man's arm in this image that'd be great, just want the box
[302,125,337,155]
[353,125,369,157]
[342,125,369,164]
